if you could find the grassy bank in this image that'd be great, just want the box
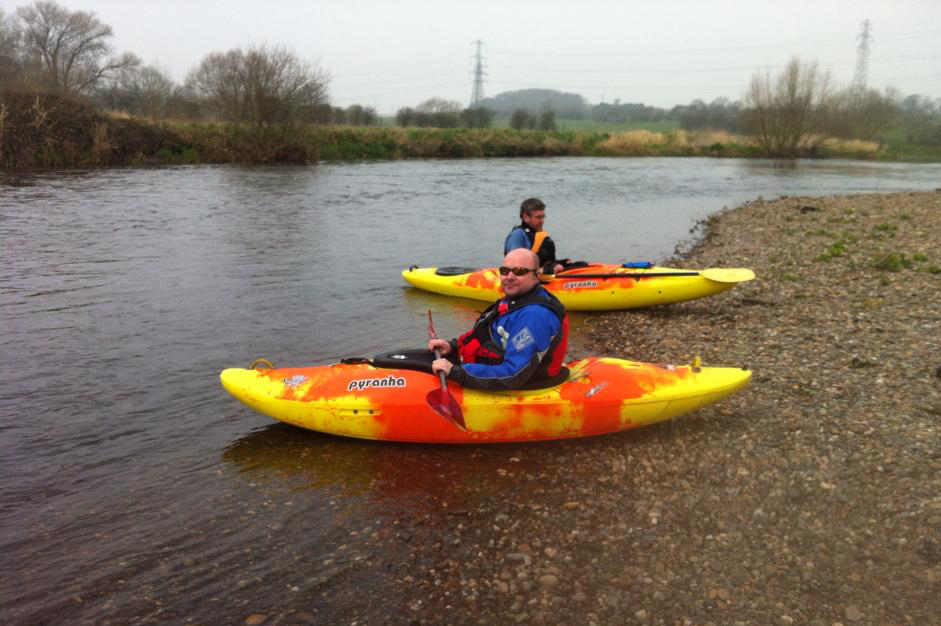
[2,93,932,169]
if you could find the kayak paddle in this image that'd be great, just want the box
[426,310,466,431]
[551,267,755,283]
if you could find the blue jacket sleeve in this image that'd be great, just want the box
[449,306,561,390]
[504,228,530,255]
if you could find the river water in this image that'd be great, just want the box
[1,157,939,624]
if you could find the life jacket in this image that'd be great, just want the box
[456,287,569,379]
[510,223,557,270]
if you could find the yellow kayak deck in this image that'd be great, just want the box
[402,263,755,311]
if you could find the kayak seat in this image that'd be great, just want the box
[369,349,570,390]
[434,267,477,276]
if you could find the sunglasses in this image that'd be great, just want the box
[498,266,539,276]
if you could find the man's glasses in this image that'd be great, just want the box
[499,266,538,276]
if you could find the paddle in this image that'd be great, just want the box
[426,310,466,431]
[551,267,755,283]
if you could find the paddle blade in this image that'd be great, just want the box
[427,309,438,339]
[426,387,466,431]
[700,268,756,284]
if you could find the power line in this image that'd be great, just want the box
[489,27,940,58]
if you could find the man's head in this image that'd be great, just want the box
[499,248,541,298]
[519,198,546,231]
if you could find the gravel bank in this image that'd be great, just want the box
[244,192,940,626]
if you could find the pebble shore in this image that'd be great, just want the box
[247,191,941,626]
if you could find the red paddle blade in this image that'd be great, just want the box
[426,388,466,431]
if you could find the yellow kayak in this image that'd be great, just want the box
[220,356,751,443]
[402,263,755,311]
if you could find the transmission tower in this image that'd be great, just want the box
[470,39,486,108]
[852,19,872,100]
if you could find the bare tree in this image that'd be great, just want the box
[14,0,138,95]
[416,97,462,114]
[98,63,177,118]
[821,87,897,141]
[0,8,21,89]
[510,109,534,130]
[742,58,831,156]
[187,44,329,127]
[344,104,377,126]
[460,107,493,129]
[538,110,556,131]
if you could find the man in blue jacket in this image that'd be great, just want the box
[504,197,570,274]
[428,249,569,391]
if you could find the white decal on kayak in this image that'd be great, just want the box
[512,327,535,351]
[347,376,407,392]
[586,381,609,397]
[283,375,308,387]
[562,280,598,289]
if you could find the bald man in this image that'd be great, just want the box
[428,248,569,390]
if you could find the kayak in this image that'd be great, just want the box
[220,352,751,443]
[401,263,755,311]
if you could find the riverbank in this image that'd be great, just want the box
[1,92,913,169]
[354,191,940,626]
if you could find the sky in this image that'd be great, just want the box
[6,0,940,114]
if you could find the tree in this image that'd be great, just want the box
[897,94,941,145]
[538,110,556,131]
[482,89,589,118]
[742,57,831,156]
[14,0,138,95]
[186,44,329,127]
[0,8,21,89]
[460,107,493,129]
[98,63,176,118]
[415,97,461,114]
[821,87,897,141]
[395,106,415,127]
[510,108,532,130]
[673,97,741,132]
[345,104,377,126]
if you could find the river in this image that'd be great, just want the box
[1,157,939,624]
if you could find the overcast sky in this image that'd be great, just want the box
[14,0,941,114]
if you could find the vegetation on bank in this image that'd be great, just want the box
[2,93,900,169]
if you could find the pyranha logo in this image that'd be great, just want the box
[562,280,598,289]
[347,375,407,392]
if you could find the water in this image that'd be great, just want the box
[1,157,938,624]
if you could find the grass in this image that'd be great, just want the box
[872,252,914,272]
[876,127,941,162]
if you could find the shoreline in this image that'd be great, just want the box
[381,191,941,626]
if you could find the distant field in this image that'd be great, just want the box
[877,127,941,161]
[519,119,681,133]
[378,117,681,133]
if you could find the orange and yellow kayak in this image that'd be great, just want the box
[220,357,751,443]
[402,263,755,311]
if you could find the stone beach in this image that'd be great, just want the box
[351,191,941,626]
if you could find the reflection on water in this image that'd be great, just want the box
[222,423,558,515]
[2,158,940,624]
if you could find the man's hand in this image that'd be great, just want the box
[428,338,451,355]
[432,358,453,375]
[552,263,564,274]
